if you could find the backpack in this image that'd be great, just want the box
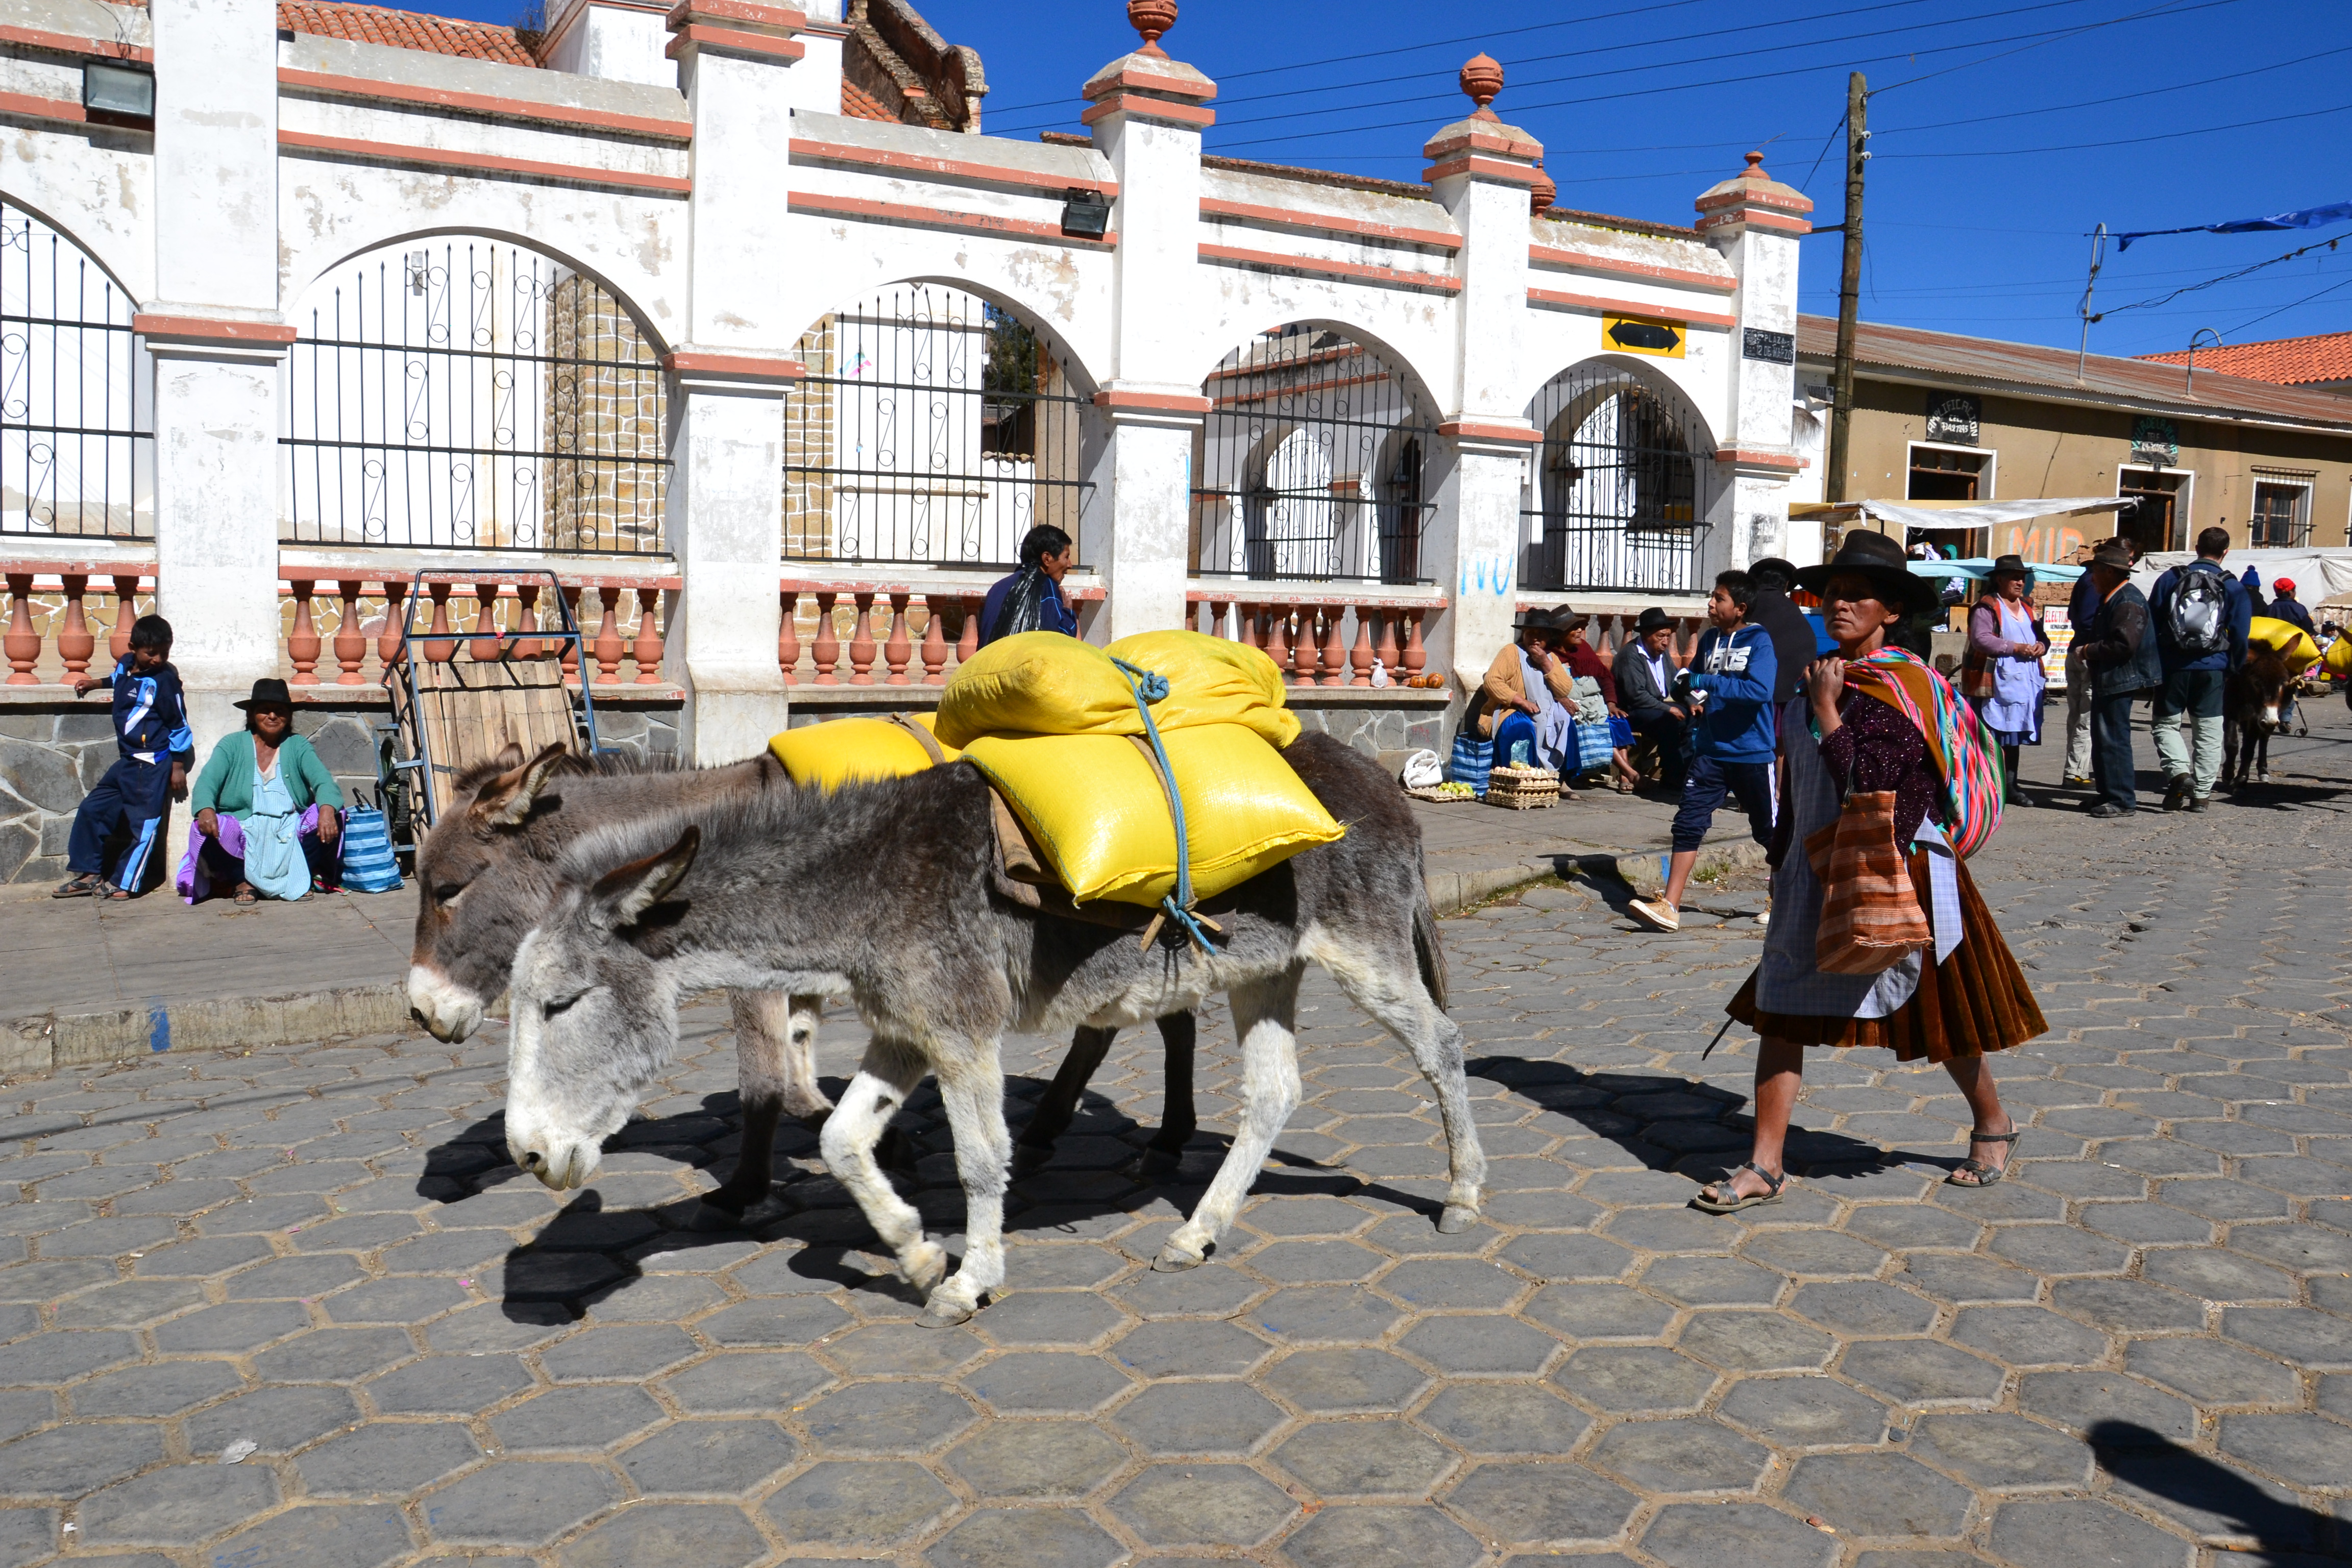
[2165,567,2230,656]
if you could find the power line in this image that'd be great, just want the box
[1867,0,2209,94]
[1874,42,2352,136]
[1875,101,2352,160]
[2092,236,2344,318]
[2222,273,2352,337]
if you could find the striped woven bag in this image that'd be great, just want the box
[1802,790,1930,976]
[1844,648,2004,859]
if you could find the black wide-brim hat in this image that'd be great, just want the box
[1633,606,1675,635]
[234,677,294,712]
[1988,553,2035,586]
[1793,529,1941,615]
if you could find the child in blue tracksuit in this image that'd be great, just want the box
[55,615,194,899]
[1629,570,1777,933]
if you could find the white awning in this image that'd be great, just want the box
[1792,497,2135,533]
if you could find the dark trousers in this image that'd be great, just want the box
[2090,691,2140,811]
[1671,754,1776,853]
[67,755,172,888]
[1630,710,1686,785]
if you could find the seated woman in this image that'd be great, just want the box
[179,679,342,904]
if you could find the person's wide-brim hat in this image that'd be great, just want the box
[1989,553,2035,586]
[234,677,294,712]
[1552,607,1590,633]
[1793,530,1941,614]
[1633,607,1675,634]
[2089,539,2135,572]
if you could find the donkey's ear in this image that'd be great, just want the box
[474,743,569,829]
[589,826,700,929]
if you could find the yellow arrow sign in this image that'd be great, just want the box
[1602,314,1686,359]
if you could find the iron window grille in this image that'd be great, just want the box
[1524,364,1714,594]
[784,286,1091,570]
[0,197,151,538]
[1191,326,1433,585]
[282,241,669,555]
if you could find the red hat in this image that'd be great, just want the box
[2275,577,2296,595]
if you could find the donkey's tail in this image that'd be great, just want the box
[1412,884,1449,1011]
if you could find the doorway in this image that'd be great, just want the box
[2116,468,2185,554]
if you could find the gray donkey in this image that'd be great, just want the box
[501,733,1482,1325]
[406,745,1202,1217]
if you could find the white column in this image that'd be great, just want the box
[143,0,286,760]
[1696,152,1812,566]
[666,2,807,761]
[1085,18,1216,641]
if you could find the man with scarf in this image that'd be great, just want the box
[1482,608,1578,776]
[979,524,1079,646]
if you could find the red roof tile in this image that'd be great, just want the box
[2138,330,2352,387]
[277,1,538,67]
[840,78,895,122]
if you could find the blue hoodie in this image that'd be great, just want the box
[1687,622,1777,764]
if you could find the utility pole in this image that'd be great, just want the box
[1825,71,1867,505]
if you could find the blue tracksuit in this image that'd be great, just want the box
[67,656,195,889]
[1686,623,1778,763]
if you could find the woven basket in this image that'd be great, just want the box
[1485,764,1561,810]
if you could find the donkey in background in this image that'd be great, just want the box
[498,735,1482,1325]
[2224,645,2296,789]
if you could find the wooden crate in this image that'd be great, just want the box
[395,657,582,821]
[1484,764,1560,810]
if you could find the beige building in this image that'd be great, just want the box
[1791,315,2352,562]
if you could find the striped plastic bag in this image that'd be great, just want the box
[337,808,403,893]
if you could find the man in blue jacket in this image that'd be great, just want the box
[2147,526,2249,813]
[1629,569,1776,933]
[54,615,195,898]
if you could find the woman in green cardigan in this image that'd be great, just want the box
[183,679,343,904]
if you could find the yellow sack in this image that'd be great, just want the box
[2249,616,2322,670]
[2325,631,2352,678]
[767,714,959,789]
[961,724,1343,906]
[1103,630,1300,748]
[934,633,1141,749]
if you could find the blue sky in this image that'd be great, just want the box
[472,0,2351,358]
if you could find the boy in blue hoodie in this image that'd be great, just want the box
[1629,570,1776,933]
[54,614,194,899]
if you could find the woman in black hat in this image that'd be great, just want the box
[1958,554,2047,806]
[1695,531,2044,1214]
[180,679,344,903]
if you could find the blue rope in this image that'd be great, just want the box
[1110,657,1217,955]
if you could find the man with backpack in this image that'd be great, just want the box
[2147,525,2249,813]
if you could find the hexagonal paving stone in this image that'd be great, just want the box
[1116,1263,1265,1320]
[1242,1286,1404,1343]
[1283,1504,1486,1568]
[1838,1339,2004,1406]
[1377,1258,1526,1310]
[422,1460,623,1548]
[1591,1418,1769,1494]
[539,1324,701,1382]
[1947,1306,2109,1369]
[2232,1224,2352,1275]
[1637,1502,1835,1568]
[763,1459,955,1547]
[199,1504,414,1568]
[1986,1225,2129,1278]
[962,1351,1132,1414]
[1714,1376,1889,1449]
[943,1419,1127,1499]
[1241,1196,1377,1236]
[1111,1318,1272,1378]
[799,1380,977,1455]
[2098,1442,2327,1550]
[1247,1239,1388,1284]
[1396,1313,1561,1376]
[2138,1248,2295,1303]
[489,1385,668,1452]
[924,1506,1128,1568]
[1899,1253,2040,1305]
[2124,1337,2301,1408]
[1111,1463,1298,1547]
[364,1353,535,1416]
[0,1329,138,1385]
[76,1463,281,1548]
[660,1351,831,1415]
[1525,1283,1675,1341]
[2016,1371,2195,1446]
[69,1360,243,1418]
[1643,1255,1787,1308]
[1781,1452,1974,1539]
[1739,1229,1889,1279]
[1908,1412,2092,1489]
[1415,1381,1592,1455]
[1498,1231,1637,1281]
[185,1384,360,1458]
[556,1502,767,1568]
[696,1295,853,1348]
[1265,1346,1430,1414]
[1110,1381,1286,1455]
[2215,1411,2352,1489]
[1677,1311,1834,1373]
[0,1423,167,1498]
[1983,1498,2192,1568]
[821,1321,984,1376]
[50,1278,205,1328]
[1552,1346,1719,1415]
[1446,1461,1640,1547]
[1272,1418,1458,1498]
[2049,1278,2204,1335]
[969,1290,1129,1348]
[2221,1306,2352,1370]
[298,1423,484,1497]
[617,1419,797,1497]
[251,1327,416,1384]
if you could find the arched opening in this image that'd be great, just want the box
[0,196,150,539]
[1192,324,1435,586]
[1525,361,1715,593]
[281,238,668,556]
[783,282,1092,570]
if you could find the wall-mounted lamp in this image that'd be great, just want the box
[82,61,154,127]
[1060,188,1110,241]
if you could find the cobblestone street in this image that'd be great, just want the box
[4,715,2352,1568]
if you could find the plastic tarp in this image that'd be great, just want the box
[1814,497,2134,533]
[1907,557,2086,584]
[2131,546,2352,603]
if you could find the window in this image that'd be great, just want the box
[2117,466,2189,555]
[1906,444,1991,500]
[2250,477,2312,548]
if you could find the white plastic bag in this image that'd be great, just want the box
[1399,748,1444,790]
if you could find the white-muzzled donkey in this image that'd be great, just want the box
[500,732,1484,1325]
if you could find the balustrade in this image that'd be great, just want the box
[777,584,992,687]
[3,566,155,686]
[1191,594,1435,688]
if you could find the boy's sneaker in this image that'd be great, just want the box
[1628,897,1680,933]
[2162,776,2191,812]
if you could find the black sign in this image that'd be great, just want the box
[2130,414,2178,466]
[1925,394,1981,446]
[1607,319,1682,354]
[1742,328,1794,364]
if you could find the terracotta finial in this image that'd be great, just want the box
[1459,53,1503,119]
[1744,150,1767,176]
[1530,161,1556,216]
[1128,0,1177,57]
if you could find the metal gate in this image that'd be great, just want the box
[783,284,1091,569]
[0,198,150,537]
[1192,326,1434,585]
[1525,363,1714,593]
[282,241,669,555]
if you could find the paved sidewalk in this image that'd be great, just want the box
[0,713,2347,1565]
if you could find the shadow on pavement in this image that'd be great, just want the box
[2089,1420,2337,1555]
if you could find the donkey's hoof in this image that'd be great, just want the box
[1153,1241,1207,1272]
[1436,1204,1481,1235]
[684,1197,750,1233]
[919,1300,975,1328]
[1010,1143,1053,1179]
[901,1242,950,1294]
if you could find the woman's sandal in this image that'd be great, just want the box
[232,885,258,906]
[1947,1123,2022,1187]
[51,873,101,898]
[1692,1162,1786,1214]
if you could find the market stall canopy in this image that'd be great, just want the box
[2132,546,2352,602]
[1788,497,2135,533]
[1907,557,2086,583]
